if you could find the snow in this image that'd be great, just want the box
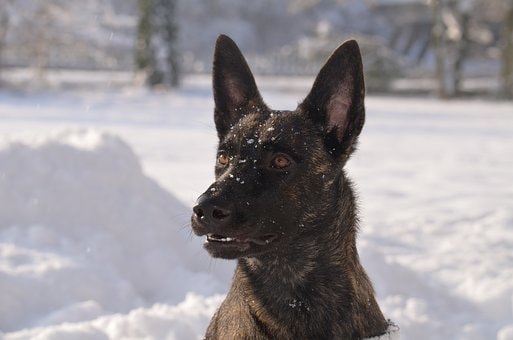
[0,75,512,339]
[4,293,224,340]
[365,321,400,340]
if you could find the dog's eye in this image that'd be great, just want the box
[217,152,229,166]
[271,154,291,169]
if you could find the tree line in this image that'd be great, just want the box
[0,0,511,98]
[0,0,181,89]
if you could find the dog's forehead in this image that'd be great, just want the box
[226,110,308,146]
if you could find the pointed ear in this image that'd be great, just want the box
[300,40,365,159]
[213,35,265,138]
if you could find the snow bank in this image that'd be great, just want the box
[4,293,224,340]
[0,130,230,338]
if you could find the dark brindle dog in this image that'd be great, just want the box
[191,35,390,339]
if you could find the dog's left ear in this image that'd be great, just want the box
[300,40,365,159]
[213,35,265,138]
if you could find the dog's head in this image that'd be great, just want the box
[191,35,365,259]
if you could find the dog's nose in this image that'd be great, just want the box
[193,205,231,221]
[193,196,232,228]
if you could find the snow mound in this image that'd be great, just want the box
[0,130,228,336]
[4,293,224,340]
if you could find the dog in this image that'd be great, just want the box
[191,34,389,339]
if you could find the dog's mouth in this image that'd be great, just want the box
[204,233,278,257]
[206,233,277,245]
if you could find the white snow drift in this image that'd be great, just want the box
[0,130,230,339]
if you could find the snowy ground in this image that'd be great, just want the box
[0,75,512,339]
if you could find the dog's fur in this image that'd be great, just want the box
[191,35,388,339]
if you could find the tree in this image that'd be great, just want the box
[8,0,71,84]
[499,2,513,98]
[430,0,474,98]
[135,0,155,81]
[0,0,13,83]
[135,0,181,88]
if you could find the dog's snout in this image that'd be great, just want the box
[193,195,233,228]
[212,206,231,220]
[193,204,205,219]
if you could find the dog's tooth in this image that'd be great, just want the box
[205,234,238,243]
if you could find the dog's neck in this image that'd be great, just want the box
[233,177,388,339]
[239,217,359,293]
[236,224,360,312]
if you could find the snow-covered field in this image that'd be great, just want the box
[0,75,512,339]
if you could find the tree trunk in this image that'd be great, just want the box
[32,5,51,85]
[135,0,180,88]
[453,12,470,96]
[431,0,452,98]
[0,10,9,83]
[135,0,163,86]
[135,0,153,71]
[499,4,513,98]
[430,0,470,98]
[155,0,180,87]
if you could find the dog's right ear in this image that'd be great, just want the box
[300,40,365,160]
[213,35,265,138]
